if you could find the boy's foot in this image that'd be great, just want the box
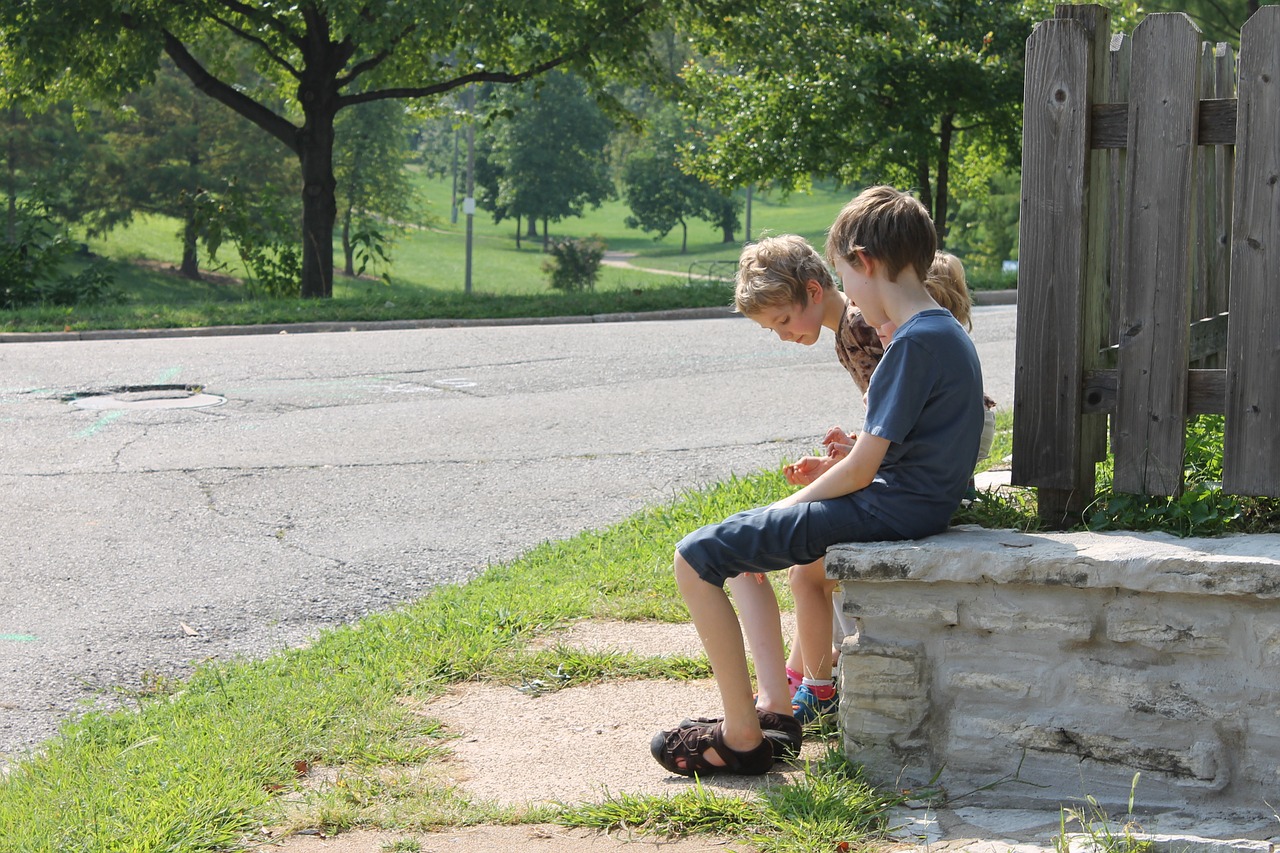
[677,709,802,759]
[791,684,839,724]
[650,721,774,777]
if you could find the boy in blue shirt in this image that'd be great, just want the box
[651,185,985,776]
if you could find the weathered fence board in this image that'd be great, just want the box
[1112,13,1200,496]
[1224,6,1280,495]
[1016,5,1280,519]
[1013,18,1092,497]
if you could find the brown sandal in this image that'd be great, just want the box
[650,721,775,776]
[678,709,802,759]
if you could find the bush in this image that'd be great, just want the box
[542,236,606,292]
[1,207,116,309]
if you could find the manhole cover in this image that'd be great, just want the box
[67,384,226,411]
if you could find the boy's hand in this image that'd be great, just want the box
[783,455,834,485]
[821,425,857,459]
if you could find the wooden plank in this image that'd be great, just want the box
[1083,369,1225,416]
[1091,98,1236,148]
[1224,6,1280,495]
[1106,34,1131,352]
[1192,43,1217,332]
[1209,45,1236,322]
[1113,13,1200,496]
[1059,4,1113,510]
[1012,18,1092,501]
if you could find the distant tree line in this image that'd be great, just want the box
[3,0,1260,301]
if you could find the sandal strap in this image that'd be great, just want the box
[651,721,774,776]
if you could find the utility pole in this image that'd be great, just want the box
[464,86,475,294]
[450,126,460,225]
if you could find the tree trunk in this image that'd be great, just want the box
[297,89,338,298]
[341,210,355,277]
[179,208,201,279]
[298,126,335,295]
[721,222,735,243]
[525,216,538,238]
[515,214,522,250]
[542,217,549,252]
[935,112,954,248]
[680,219,688,254]
[915,154,936,245]
[5,119,16,243]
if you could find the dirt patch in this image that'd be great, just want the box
[261,824,747,852]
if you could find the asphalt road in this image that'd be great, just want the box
[0,306,1016,762]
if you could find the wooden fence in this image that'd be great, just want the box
[1012,3,1280,526]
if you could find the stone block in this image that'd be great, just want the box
[839,582,959,625]
[963,586,1095,639]
[1105,595,1231,651]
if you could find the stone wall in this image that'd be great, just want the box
[825,526,1280,814]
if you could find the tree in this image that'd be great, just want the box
[479,71,615,251]
[622,108,740,252]
[334,98,417,278]
[0,0,723,298]
[681,0,1057,245]
[94,58,297,279]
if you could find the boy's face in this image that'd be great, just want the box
[747,282,826,346]
[834,255,886,328]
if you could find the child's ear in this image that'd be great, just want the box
[806,279,825,303]
[855,250,877,277]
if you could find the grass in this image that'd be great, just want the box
[1,467,910,852]
[2,177,1012,333]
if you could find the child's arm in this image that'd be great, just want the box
[772,431,890,508]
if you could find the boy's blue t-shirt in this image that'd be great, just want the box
[854,308,984,537]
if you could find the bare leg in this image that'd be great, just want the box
[724,573,790,715]
[791,557,836,682]
[675,553,764,760]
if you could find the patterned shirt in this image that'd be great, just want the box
[834,300,883,394]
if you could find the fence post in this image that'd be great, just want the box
[1012,9,1100,527]
[1224,6,1280,495]
[1112,13,1200,496]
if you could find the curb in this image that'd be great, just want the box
[1,292,1017,345]
[0,306,738,345]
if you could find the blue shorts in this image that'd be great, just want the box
[676,496,906,588]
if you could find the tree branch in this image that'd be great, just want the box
[161,30,300,153]
[339,0,658,106]
[339,58,574,107]
[207,11,301,78]
[209,0,306,51]
[338,19,420,88]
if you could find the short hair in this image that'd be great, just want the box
[733,234,836,315]
[825,186,937,283]
[925,251,972,330]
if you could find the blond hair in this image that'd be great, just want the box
[733,234,836,315]
[925,251,972,330]
[825,185,936,283]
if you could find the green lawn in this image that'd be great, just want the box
[3,178,1012,334]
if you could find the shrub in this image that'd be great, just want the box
[1,207,116,309]
[543,236,605,292]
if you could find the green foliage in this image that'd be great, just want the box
[622,107,742,253]
[542,235,606,292]
[0,206,116,309]
[475,72,616,245]
[559,748,902,852]
[0,0,701,298]
[1085,415,1280,536]
[1054,774,1153,853]
[335,98,419,278]
[195,178,302,299]
[681,0,1052,239]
